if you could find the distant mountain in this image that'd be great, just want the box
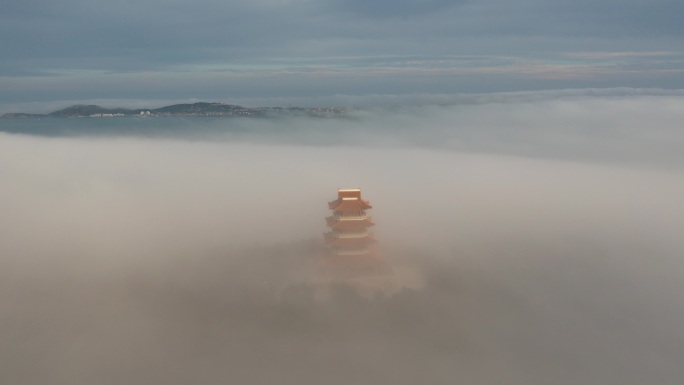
[2,102,346,119]
[152,102,245,115]
[1,113,47,119]
[48,105,135,117]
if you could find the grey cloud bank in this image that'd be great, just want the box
[5,91,683,168]
[2,0,683,105]
[2,95,684,384]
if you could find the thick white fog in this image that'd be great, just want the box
[2,94,684,384]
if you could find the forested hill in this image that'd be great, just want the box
[2,102,345,118]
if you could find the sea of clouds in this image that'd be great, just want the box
[1,92,683,384]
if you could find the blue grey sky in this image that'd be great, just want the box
[2,0,683,108]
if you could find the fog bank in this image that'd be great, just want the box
[2,95,684,384]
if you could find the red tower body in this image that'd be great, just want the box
[324,189,381,269]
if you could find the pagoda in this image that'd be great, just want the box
[324,189,379,269]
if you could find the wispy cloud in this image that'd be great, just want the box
[563,51,679,59]
[2,0,683,102]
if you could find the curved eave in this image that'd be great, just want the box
[328,199,372,211]
[326,217,375,229]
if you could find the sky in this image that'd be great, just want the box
[2,95,684,383]
[2,0,684,109]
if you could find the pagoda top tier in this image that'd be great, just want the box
[328,188,372,211]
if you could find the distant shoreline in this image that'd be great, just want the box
[2,102,346,119]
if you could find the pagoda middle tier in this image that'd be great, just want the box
[325,215,374,229]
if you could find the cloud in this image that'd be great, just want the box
[563,51,678,59]
[330,0,465,18]
[1,94,684,384]
[2,0,683,102]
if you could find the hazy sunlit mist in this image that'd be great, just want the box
[2,94,684,384]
